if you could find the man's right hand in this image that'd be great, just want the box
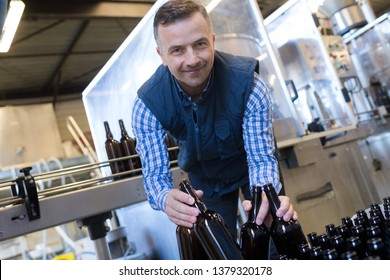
[164,188,203,228]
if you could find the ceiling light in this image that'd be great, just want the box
[0,0,25,53]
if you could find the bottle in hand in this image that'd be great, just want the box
[176,225,209,260]
[240,186,270,259]
[178,180,244,260]
[263,184,307,259]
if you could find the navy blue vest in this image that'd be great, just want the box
[138,51,259,196]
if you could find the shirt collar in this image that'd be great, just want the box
[173,70,213,103]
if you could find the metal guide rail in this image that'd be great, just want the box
[0,153,179,243]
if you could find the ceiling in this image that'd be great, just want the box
[0,0,389,106]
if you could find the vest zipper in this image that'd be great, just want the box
[192,104,202,160]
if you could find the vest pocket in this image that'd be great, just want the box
[215,119,240,159]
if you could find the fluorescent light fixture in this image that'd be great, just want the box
[0,0,25,53]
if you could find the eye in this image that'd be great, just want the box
[170,47,183,55]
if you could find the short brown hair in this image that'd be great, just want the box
[153,0,212,42]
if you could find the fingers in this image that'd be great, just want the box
[277,195,298,222]
[165,189,200,228]
[256,192,269,225]
[242,193,269,225]
[242,193,299,226]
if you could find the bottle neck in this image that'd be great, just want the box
[263,184,280,219]
[179,180,206,213]
[248,186,262,223]
[119,119,128,137]
[104,121,113,139]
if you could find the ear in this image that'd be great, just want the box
[156,47,167,66]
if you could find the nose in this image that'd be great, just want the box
[185,48,200,66]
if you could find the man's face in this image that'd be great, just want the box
[156,12,215,97]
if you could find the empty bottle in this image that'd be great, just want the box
[325,224,338,237]
[240,186,270,260]
[367,237,388,259]
[176,225,209,260]
[263,184,307,259]
[346,236,366,259]
[165,134,178,162]
[318,234,332,251]
[119,119,143,175]
[307,232,320,248]
[179,180,244,260]
[104,121,125,178]
[323,248,339,260]
[298,243,311,260]
[310,246,323,260]
[337,224,351,241]
[118,119,135,177]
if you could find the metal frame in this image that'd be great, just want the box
[0,167,185,242]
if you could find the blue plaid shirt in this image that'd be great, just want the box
[131,72,281,211]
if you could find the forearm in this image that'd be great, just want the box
[243,74,282,194]
[131,97,173,211]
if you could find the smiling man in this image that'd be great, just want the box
[131,0,297,242]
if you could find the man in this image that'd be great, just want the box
[131,0,297,239]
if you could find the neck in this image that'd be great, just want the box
[178,81,207,103]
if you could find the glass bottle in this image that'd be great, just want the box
[341,216,354,233]
[104,121,124,178]
[340,250,359,260]
[370,203,385,222]
[298,243,311,260]
[263,184,307,259]
[307,232,320,248]
[310,246,323,260]
[165,134,178,162]
[354,216,368,229]
[323,248,339,260]
[330,235,347,257]
[118,119,135,177]
[337,224,351,241]
[367,237,388,260]
[179,180,244,260]
[356,209,370,226]
[239,186,270,260]
[119,119,143,174]
[346,236,366,259]
[318,234,332,251]
[325,224,338,237]
[350,225,368,250]
[176,225,209,260]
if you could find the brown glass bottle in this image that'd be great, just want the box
[176,225,209,260]
[179,180,244,260]
[165,134,178,163]
[118,119,139,176]
[307,232,320,248]
[104,121,125,178]
[263,184,307,259]
[341,216,354,232]
[239,186,270,260]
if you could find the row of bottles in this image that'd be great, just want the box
[176,181,308,260]
[176,179,389,260]
[104,120,179,179]
[104,120,141,178]
[240,184,308,260]
[298,197,390,260]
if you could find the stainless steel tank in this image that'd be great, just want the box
[319,0,367,36]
